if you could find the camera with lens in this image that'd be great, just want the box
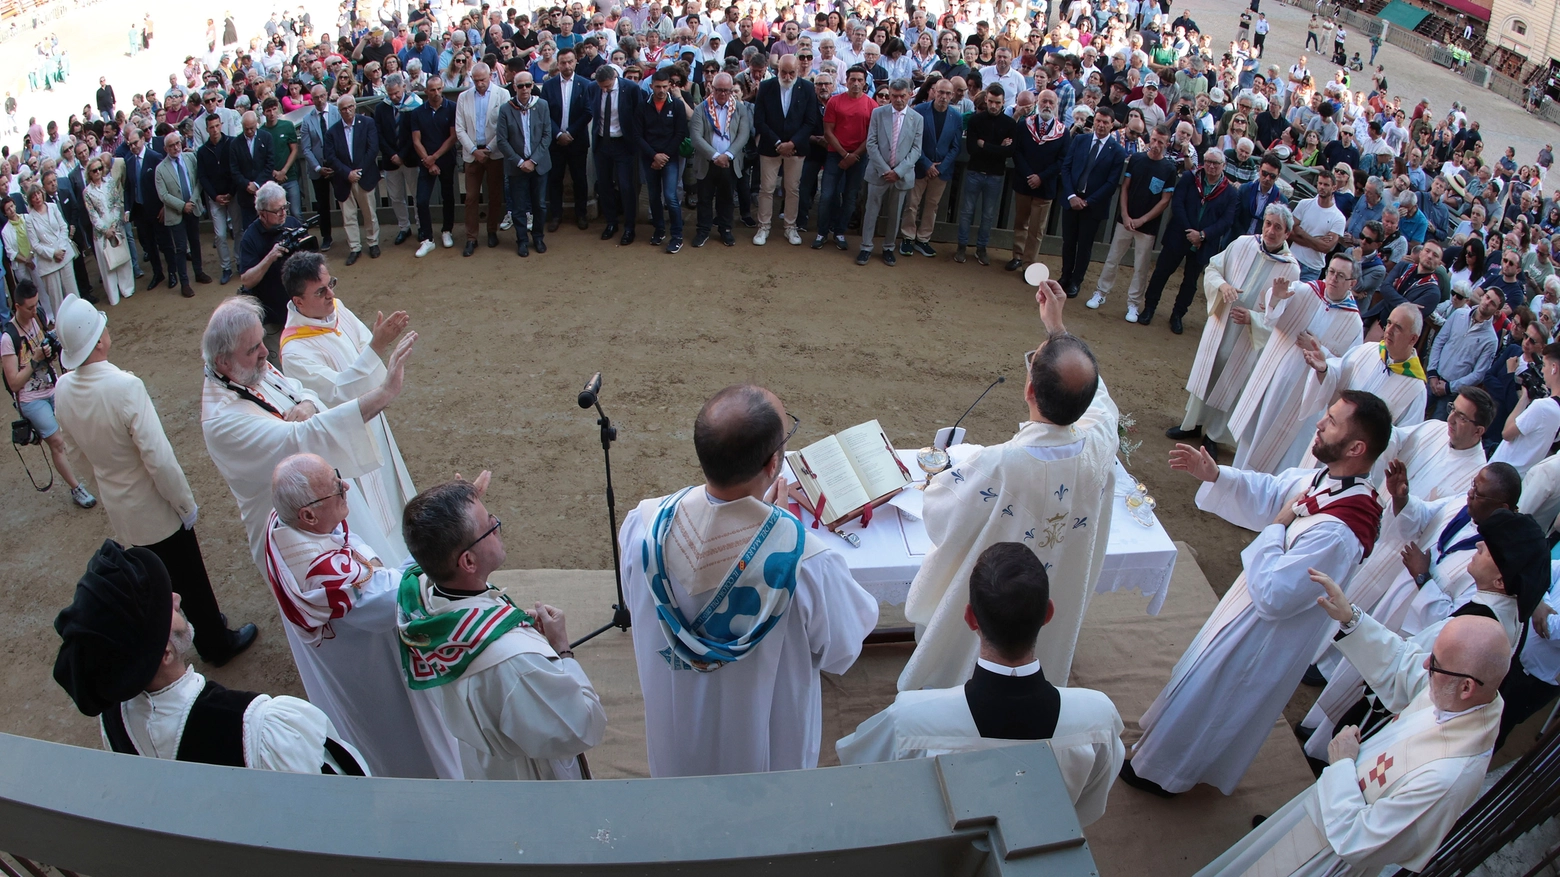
[41,330,61,358]
[277,213,322,255]
[1517,362,1549,400]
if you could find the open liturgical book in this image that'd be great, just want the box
[787,420,914,529]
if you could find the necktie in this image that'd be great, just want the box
[343,124,353,161]
[890,110,903,166]
[175,157,191,201]
[598,89,608,138]
[561,78,571,131]
[1080,137,1100,194]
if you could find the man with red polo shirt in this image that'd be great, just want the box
[811,65,876,251]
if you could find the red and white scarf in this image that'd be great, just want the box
[1291,468,1384,558]
[263,511,376,646]
[1024,113,1066,144]
[706,97,737,140]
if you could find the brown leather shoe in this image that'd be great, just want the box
[180,282,195,298]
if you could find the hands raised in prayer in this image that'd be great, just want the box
[370,310,411,359]
[359,331,417,422]
[1310,567,1354,622]
[1328,724,1362,764]
[1271,276,1293,302]
[1384,459,1409,512]
[1169,443,1219,483]
[1299,332,1328,374]
[531,602,572,654]
[455,469,492,499]
[762,472,787,506]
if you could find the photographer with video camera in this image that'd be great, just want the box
[1,281,95,507]
[238,181,315,329]
[1492,336,1560,477]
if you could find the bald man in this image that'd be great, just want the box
[618,384,878,776]
[1197,575,1511,877]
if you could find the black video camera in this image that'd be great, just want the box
[1517,362,1550,400]
[278,214,322,255]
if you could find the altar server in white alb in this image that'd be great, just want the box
[1388,387,1490,504]
[1229,253,1366,475]
[1196,574,1512,877]
[54,540,366,775]
[399,473,606,780]
[1121,390,1393,797]
[1167,204,1300,459]
[263,453,461,778]
[200,296,417,571]
[620,384,878,777]
[901,280,1118,692]
[277,251,415,566]
[838,542,1124,826]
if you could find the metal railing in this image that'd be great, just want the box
[1418,720,1560,876]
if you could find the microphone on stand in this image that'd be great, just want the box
[577,372,603,409]
[938,376,1005,449]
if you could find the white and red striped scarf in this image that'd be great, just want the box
[1291,468,1384,558]
[263,511,375,646]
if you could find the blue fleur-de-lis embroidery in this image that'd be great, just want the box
[979,488,998,502]
[1072,516,1088,529]
[951,469,965,484]
[1001,504,1014,517]
[1054,484,1069,501]
[1024,528,1036,540]
[1042,562,1053,572]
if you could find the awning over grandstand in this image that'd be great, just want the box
[1378,0,1432,30]
[1429,0,1491,23]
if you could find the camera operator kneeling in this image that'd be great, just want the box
[238,181,315,330]
[1,281,95,507]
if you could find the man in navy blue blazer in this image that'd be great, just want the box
[586,65,644,245]
[541,47,593,232]
[1140,149,1240,334]
[898,78,963,258]
[324,94,382,265]
[1057,110,1125,298]
[115,124,172,289]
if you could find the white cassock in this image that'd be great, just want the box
[835,667,1125,827]
[201,365,383,572]
[1296,342,1426,476]
[1199,614,1501,877]
[1230,282,1364,475]
[278,299,414,566]
[619,490,879,777]
[899,381,1119,691]
[1182,234,1301,446]
[1518,452,1560,535]
[262,514,462,778]
[1131,466,1374,794]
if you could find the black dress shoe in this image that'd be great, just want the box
[1170,314,1185,335]
[532,236,547,254]
[1119,760,1179,798]
[855,249,871,265]
[1004,257,1023,271]
[650,232,666,246]
[576,216,589,230]
[975,247,990,266]
[620,229,635,246]
[1164,426,1202,440]
[601,224,618,240]
[882,249,896,266]
[1064,283,1079,299]
[488,232,499,248]
[1302,664,1327,688]
[720,228,736,246]
[462,240,477,257]
[368,245,381,258]
[546,218,561,233]
[693,231,709,247]
[345,250,361,266]
[195,272,213,284]
[204,622,259,668]
[1138,308,1155,326]
[516,238,529,257]
[1201,435,1221,464]
[1294,723,1316,743]
[166,274,178,289]
[394,228,411,245]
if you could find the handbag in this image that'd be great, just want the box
[101,230,130,269]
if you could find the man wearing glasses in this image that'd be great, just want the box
[399,471,606,780]
[237,182,307,327]
[263,453,460,779]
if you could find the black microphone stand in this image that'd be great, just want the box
[571,399,632,648]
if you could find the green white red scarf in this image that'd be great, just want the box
[396,565,533,690]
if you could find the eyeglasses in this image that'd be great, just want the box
[768,411,801,457]
[308,275,337,298]
[463,514,502,555]
[301,468,346,507]
[1428,653,1484,687]
[1324,268,1353,280]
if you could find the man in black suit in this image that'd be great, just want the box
[324,94,382,266]
[1057,109,1126,298]
[114,124,171,290]
[228,110,276,235]
[374,73,418,245]
[635,67,689,253]
[751,55,819,247]
[587,65,643,245]
[197,113,239,283]
[541,46,593,232]
[1139,148,1240,333]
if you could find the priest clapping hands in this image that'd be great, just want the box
[369,310,411,359]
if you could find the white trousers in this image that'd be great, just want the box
[1092,222,1157,308]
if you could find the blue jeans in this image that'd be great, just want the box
[642,156,683,237]
[504,171,546,239]
[280,178,302,218]
[958,171,1005,247]
[816,152,866,239]
[1298,263,1322,282]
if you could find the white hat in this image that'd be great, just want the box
[57,295,106,371]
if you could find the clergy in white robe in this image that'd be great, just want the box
[54,540,367,775]
[621,385,878,777]
[837,542,1124,827]
[1121,392,1393,797]
[399,474,606,781]
[199,296,418,572]
[1229,254,1366,475]
[263,454,461,778]
[278,253,415,566]
[1196,579,1512,877]
[901,284,1118,691]
[1169,206,1301,452]
[1518,451,1560,535]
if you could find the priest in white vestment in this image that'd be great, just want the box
[1196,574,1512,877]
[837,542,1123,827]
[1229,253,1366,475]
[398,473,606,781]
[263,454,461,778]
[277,251,415,566]
[1120,391,1394,797]
[1518,451,1560,535]
[200,296,418,572]
[54,540,367,775]
[621,384,878,777]
[901,281,1118,691]
[1167,204,1301,458]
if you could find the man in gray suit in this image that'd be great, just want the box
[494,72,553,257]
[153,132,208,297]
[688,72,751,248]
[857,78,923,266]
[297,84,340,250]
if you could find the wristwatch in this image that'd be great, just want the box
[1413,571,1432,589]
[1339,603,1363,635]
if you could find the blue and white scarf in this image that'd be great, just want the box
[641,488,805,672]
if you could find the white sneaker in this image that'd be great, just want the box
[753,228,769,246]
[499,213,513,230]
[785,228,802,246]
[71,485,97,508]
[1086,291,1107,310]
[415,240,436,258]
[1125,305,1139,323]
[441,231,455,248]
